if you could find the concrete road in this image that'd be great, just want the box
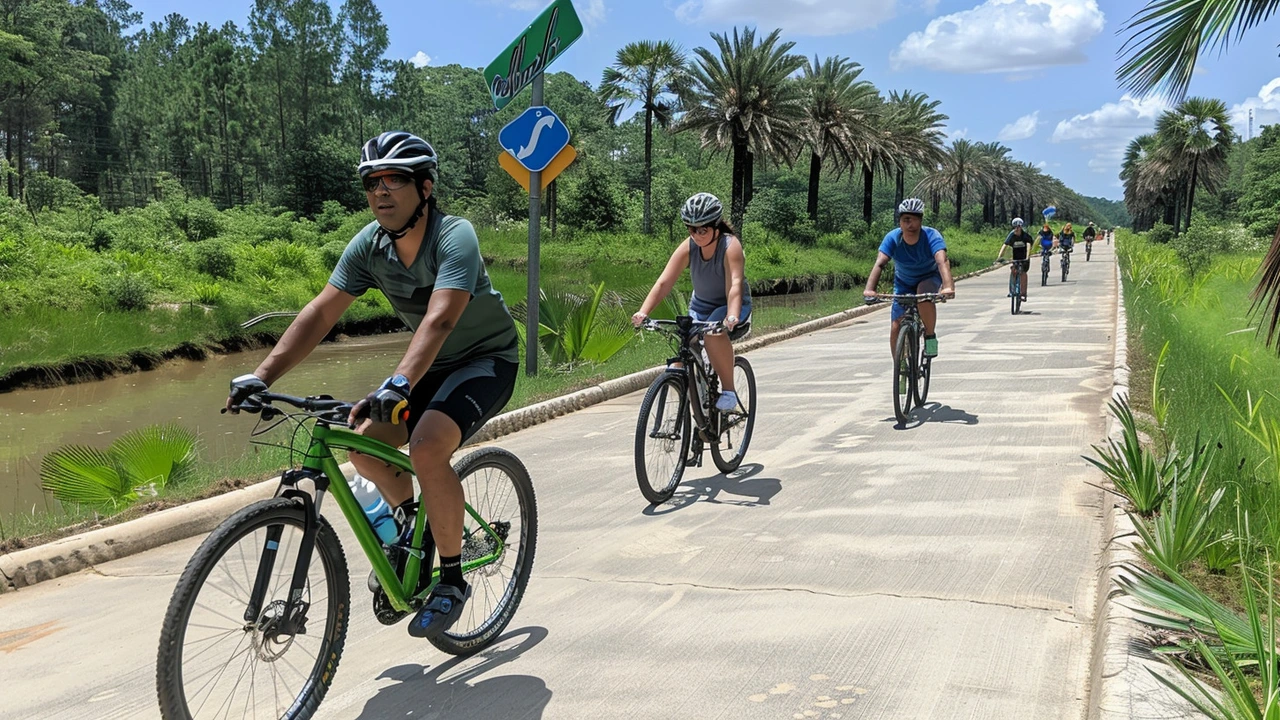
[0,244,1115,720]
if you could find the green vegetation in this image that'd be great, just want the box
[41,423,197,510]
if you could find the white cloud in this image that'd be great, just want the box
[1230,77,1280,139]
[675,0,898,35]
[409,51,431,68]
[891,0,1105,73]
[1050,93,1171,176]
[998,111,1039,141]
[945,126,969,141]
[1036,160,1048,169]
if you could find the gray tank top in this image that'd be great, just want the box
[688,235,750,307]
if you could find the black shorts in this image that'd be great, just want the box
[406,356,517,445]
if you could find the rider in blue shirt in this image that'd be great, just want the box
[1038,223,1056,252]
[863,198,955,358]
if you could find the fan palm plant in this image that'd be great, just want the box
[41,424,198,511]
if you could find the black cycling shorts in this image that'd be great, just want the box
[405,355,517,445]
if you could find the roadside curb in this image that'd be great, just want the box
[1088,258,1198,719]
[0,262,1003,594]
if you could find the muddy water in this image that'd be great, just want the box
[0,333,412,521]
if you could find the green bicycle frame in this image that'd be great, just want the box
[298,423,506,613]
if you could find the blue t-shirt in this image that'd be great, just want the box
[1038,229,1055,249]
[879,227,947,285]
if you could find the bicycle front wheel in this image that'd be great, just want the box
[635,371,691,504]
[1062,259,1069,282]
[893,329,915,423]
[431,447,538,656]
[156,498,349,720]
[1041,262,1049,286]
[916,345,932,406]
[711,356,757,474]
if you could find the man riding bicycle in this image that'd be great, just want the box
[225,131,519,640]
[995,218,1032,302]
[863,198,955,358]
[1082,221,1097,247]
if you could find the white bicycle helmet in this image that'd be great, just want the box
[1011,217,1025,227]
[359,131,438,184]
[897,197,925,216]
[358,131,439,240]
[680,192,723,227]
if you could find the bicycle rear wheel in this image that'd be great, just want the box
[156,498,349,720]
[431,447,537,656]
[711,356,756,474]
[893,329,915,423]
[634,371,691,504]
[1062,258,1069,282]
[1086,245,1092,261]
[1041,259,1049,286]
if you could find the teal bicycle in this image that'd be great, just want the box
[155,391,537,720]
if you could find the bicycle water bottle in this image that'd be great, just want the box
[349,473,399,544]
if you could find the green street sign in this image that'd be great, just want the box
[484,0,583,110]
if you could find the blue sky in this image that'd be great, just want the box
[121,0,1280,201]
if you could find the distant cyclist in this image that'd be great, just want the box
[1038,222,1057,253]
[863,198,955,358]
[1059,222,1076,252]
[996,218,1032,302]
[1082,221,1097,247]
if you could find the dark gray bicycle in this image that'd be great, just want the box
[868,293,947,424]
[634,316,757,504]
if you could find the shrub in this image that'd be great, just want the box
[320,239,348,270]
[1146,222,1174,245]
[175,198,224,241]
[103,273,152,311]
[190,240,237,279]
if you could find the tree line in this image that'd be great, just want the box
[3,0,1117,238]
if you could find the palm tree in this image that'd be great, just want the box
[1118,0,1277,98]
[975,141,1012,226]
[599,40,688,235]
[798,55,877,223]
[916,138,989,227]
[1157,97,1234,232]
[679,27,807,229]
[853,94,897,225]
[1121,134,1168,231]
[885,90,948,211]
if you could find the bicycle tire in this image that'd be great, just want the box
[893,328,914,423]
[634,371,691,504]
[916,346,932,406]
[156,498,349,720]
[1041,262,1049,286]
[1010,271,1020,315]
[711,357,756,474]
[1086,245,1092,261]
[1062,258,1069,282]
[430,447,538,656]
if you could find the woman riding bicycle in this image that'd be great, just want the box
[862,198,955,358]
[631,192,752,416]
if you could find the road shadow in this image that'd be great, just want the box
[642,462,781,515]
[356,626,551,720]
[887,402,979,429]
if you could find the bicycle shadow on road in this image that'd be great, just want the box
[889,402,979,429]
[356,626,551,720]
[642,462,781,516]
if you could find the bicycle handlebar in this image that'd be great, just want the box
[866,293,949,304]
[223,391,356,423]
[640,317,728,336]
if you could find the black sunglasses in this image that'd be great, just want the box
[362,174,413,193]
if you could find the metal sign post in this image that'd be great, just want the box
[487,0,583,377]
[526,74,544,377]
